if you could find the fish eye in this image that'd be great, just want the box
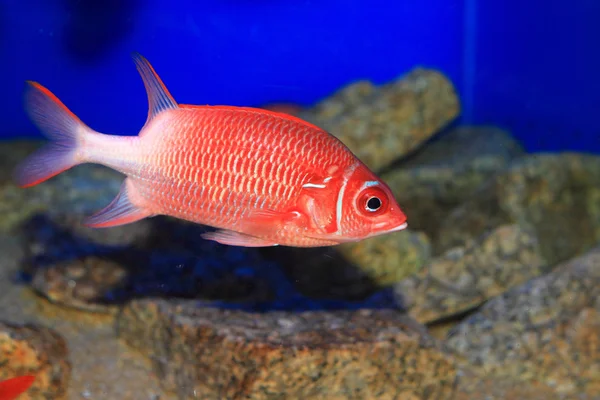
[366,196,382,212]
[357,186,388,216]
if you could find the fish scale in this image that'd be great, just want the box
[14,53,408,247]
[135,108,346,223]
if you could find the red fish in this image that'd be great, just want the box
[0,375,35,400]
[14,53,407,247]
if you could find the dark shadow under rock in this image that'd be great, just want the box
[259,229,430,301]
[19,214,402,314]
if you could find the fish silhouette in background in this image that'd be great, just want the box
[14,53,407,247]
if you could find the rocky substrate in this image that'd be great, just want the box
[0,67,598,399]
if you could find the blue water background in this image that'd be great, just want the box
[1,0,598,152]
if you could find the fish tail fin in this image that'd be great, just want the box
[14,81,93,188]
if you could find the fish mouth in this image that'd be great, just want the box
[389,222,408,232]
[361,221,408,240]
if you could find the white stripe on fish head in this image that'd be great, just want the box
[334,162,360,236]
[359,180,380,191]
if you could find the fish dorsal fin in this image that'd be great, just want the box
[131,52,178,125]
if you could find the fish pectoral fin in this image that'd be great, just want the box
[131,52,179,128]
[83,180,152,228]
[201,229,279,247]
[239,208,304,235]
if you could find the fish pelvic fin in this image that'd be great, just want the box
[13,81,93,188]
[84,179,153,228]
[201,229,279,247]
[131,52,179,127]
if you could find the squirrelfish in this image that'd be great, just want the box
[14,53,408,247]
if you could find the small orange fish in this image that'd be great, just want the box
[0,375,35,400]
[14,53,407,247]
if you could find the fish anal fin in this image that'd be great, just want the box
[131,52,178,126]
[201,229,278,247]
[84,179,152,228]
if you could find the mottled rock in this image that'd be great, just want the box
[23,214,402,313]
[31,256,128,313]
[118,299,461,400]
[335,230,432,286]
[262,228,430,300]
[0,143,122,234]
[446,244,600,397]
[0,322,71,399]
[0,140,40,184]
[381,126,524,251]
[265,127,524,296]
[439,153,600,265]
[454,376,563,400]
[22,216,277,312]
[395,224,547,324]
[299,68,460,171]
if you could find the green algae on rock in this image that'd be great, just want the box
[446,244,600,397]
[394,224,547,325]
[299,68,460,172]
[21,214,277,313]
[438,153,600,266]
[31,256,128,314]
[453,376,562,400]
[261,228,431,301]
[118,299,462,400]
[381,125,525,252]
[335,230,432,286]
[0,143,122,234]
[0,321,71,399]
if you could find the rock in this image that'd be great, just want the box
[0,322,71,399]
[445,244,600,397]
[0,141,122,234]
[261,228,430,301]
[23,213,402,313]
[395,224,547,324]
[260,127,523,297]
[299,68,460,171]
[118,299,570,400]
[31,256,129,314]
[439,153,600,265]
[22,215,278,313]
[335,230,432,286]
[381,125,524,252]
[453,376,563,400]
[118,299,462,400]
[0,140,40,184]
